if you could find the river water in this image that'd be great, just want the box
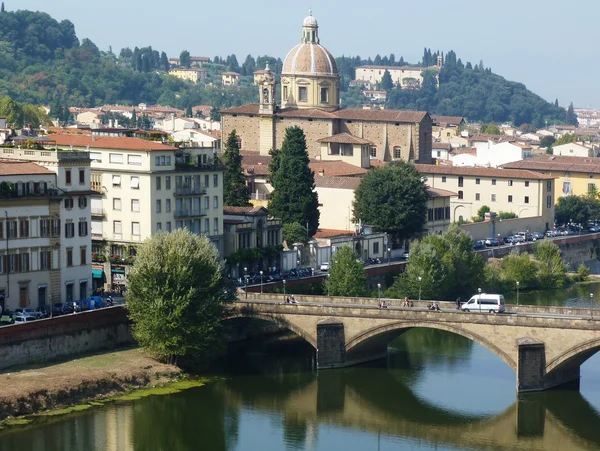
[2,285,600,451]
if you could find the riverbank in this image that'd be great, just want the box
[0,347,181,422]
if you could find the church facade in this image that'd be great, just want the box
[220,13,433,166]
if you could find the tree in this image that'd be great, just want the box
[326,246,367,297]
[540,135,555,149]
[221,130,251,207]
[160,51,169,71]
[380,69,393,91]
[553,133,577,146]
[268,126,320,237]
[533,241,567,289]
[1,3,4,13]
[566,102,578,126]
[480,123,502,135]
[500,253,539,289]
[386,225,485,300]
[474,205,490,222]
[180,50,191,68]
[282,222,308,246]
[126,229,227,366]
[267,147,281,182]
[353,161,428,245]
[555,195,596,225]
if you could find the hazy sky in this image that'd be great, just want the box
[12,0,600,108]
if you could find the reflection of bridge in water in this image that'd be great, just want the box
[231,294,600,391]
[220,366,600,451]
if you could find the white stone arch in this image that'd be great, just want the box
[453,205,467,224]
[546,337,600,375]
[345,320,517,371]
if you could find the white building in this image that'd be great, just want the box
[552,142,597,158]
[0,149,93,310]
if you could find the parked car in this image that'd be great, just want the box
[320,262,330,272]
[484,238,499,247]
[473,240,486,250]
[13,314,37,324]
[532,232,545,241]
[0,311,14,324]
[21,308,44,319]
[52,302,71,316]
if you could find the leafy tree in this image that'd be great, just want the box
[326,246,367,297]
[282,222,308,246]
[554,133,577,146]
[221,130,250,207]
[475,205,490,222]
[480,123,502,135]
[566,102,578,126]
[386,225,485,300]
[268,126,320,237]
[555,195,596,225]
[160,51,169,71]
[126,229,227,367]
[353,161,428,244]
[1,3,4,13]
[210,107,220,121]
[577,263,590,282]
[518,123,537,133]
[267,147,281,182]
[500,253,539,289]
[497,211,517,220]
[533,241,567,288]
[180,50,191,68]
[380,69,393,91]
[540,135,555,149]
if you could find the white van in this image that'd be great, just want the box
[461,293,505,313]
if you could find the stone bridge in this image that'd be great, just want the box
[229,294,600,392]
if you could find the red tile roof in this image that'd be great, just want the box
[309,160,368,177]
[426,187,458,198]
[431,115,464,126]
[415,163,555,180]
[314,228,355,239]
[0,161,53,176]
[49,135,177,151]
[314,176,361,190]
[223,206,269,215]
[316,133,373,145]
[502,155,600,174]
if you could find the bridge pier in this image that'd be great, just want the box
[517,339,580,392]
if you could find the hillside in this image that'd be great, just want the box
[337,51,572,127]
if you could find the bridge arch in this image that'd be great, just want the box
[546,337,600,375]
[345,321,517,371]
[226,311,317,350]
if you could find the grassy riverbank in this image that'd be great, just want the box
[0,348,184,424]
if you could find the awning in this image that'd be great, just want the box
[92,269,104,279]
[111,269,125,274]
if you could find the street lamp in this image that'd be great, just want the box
[327,273,331,297]
[387,248,391,265]
[244,267,248,299]
[516,281,520,308]
[283,279,286,297]
[260,270,263,294]
[478,287,482,313]
[418,276,422,301]
[377,283,381,305]
[591,293,594,320]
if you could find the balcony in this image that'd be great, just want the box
[174,208,206,218]
[174,184,207,196]
[91,207,105,217]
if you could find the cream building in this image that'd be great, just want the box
[47,134,224,288]
[221,13,433,164]
[169,68,207,83]
[355,58,442,89]
[0,149,93,309]
[552,142,596,157]
[415,164,556,230]
[222,72,241,86]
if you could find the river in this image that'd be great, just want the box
[2,284,600,450]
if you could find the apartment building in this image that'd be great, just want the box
[415,165,555,229]
[46,134,224,289]
[0,149,93,310]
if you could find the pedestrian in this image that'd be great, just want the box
[403,297,410,307]
[456,297,461,310]
[72,300,77,313]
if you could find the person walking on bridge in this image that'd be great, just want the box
[456,297,461,310]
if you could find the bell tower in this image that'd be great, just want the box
[259,63,276,115]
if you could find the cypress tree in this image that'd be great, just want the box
[268,126,320,237]
[221,130,251,207]
[1,3,5,13]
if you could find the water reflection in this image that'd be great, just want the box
[504,280,600,308]
[2,330,600,451]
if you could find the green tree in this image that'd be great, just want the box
[160,51,169,71]
[555,195,596,225]
[387,225,485,300]
[479,123,502,135]
[1,3,4,13]
[126,229,227,366]
[221,130,251,207]
[566,102,578,126]
[353,161,428,245]
[268,126,320,237]
[577,263,590,282]
[553,133,577,146]
[380,69,393,91]
[500,253,539,289]
[267,147,281,182]
[497,211,517,220]
[282,222,308,246]
[533,241,567,288]
[326,246,367,297]
[180,50,191,68]
[476,205,490,221]
[540,135,555,149]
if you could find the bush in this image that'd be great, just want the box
[577,263,590,282]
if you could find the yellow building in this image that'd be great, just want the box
[221,12,433,164]
[222,71,241,86]
[502,155,600,201]
[168,67,207,83]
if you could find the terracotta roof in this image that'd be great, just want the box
[191,105,213,117]
[277,108,338,119]
[469,134,504,142]
[222,71,241,76]
[414,163,555,180]
[309,160,368,177]
[49,135,177,151]
[426,187,457,198]
[334,109,428,123]
[44,127,92,135]
[431,115,464,126]
[432,142,452,149]
[223,206,269,215]
[314,229,355,239]
[316,133,373,145]
[314,176,361,190]
[502,155,600,174]
[220,104,261,115]
[0,161,53,176]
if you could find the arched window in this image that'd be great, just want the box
[458,176,464,187]
[393,147,402,159]
[458,190,463,199]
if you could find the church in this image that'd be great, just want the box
[220,12,433,167]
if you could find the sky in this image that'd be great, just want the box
[12,0,600,108]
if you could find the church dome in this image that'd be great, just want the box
[282,43,338,76]
[282,12,338,77]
